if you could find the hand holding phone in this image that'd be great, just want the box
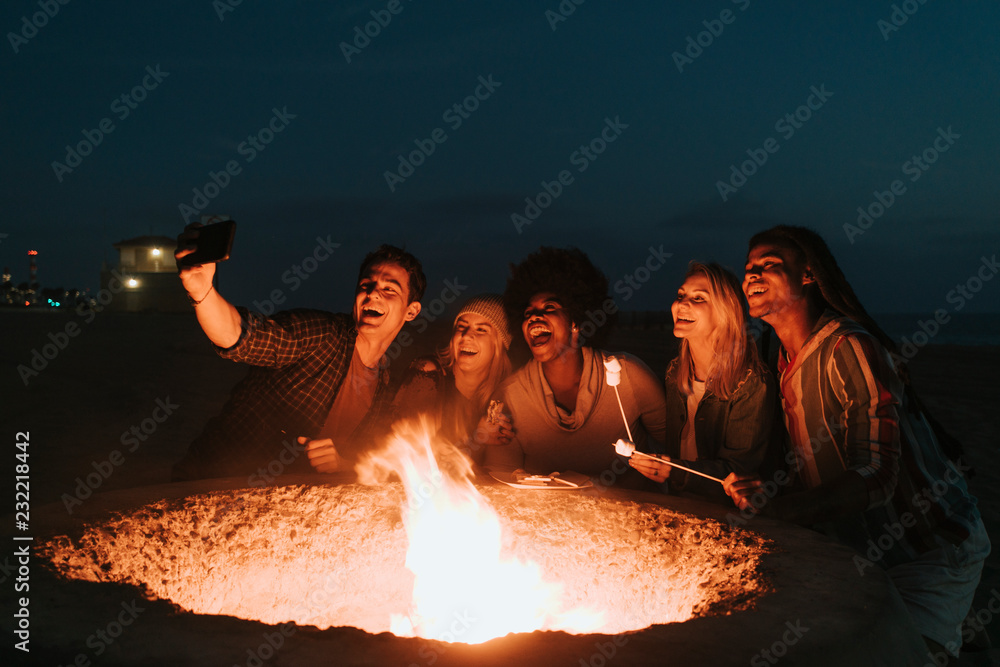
[176,220,236,267]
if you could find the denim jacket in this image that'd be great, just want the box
[660,358,779,503]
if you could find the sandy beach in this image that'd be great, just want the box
[3,308,998,663]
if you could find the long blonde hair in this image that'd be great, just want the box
[675,262,761,400]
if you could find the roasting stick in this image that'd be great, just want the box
[614,440,725,484]
[602,356,634,443]
[603,356,725,486]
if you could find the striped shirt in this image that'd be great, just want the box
[777,312,980,566]
[171,308,393,480]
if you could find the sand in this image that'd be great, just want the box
[3,309,999,663]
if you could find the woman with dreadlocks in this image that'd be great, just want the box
[725,225,989,661]
[484,247,667,489]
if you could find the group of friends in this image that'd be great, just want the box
[172,224,988,661]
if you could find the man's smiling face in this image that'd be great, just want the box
[353,262,420,338]
[743,243,812,323]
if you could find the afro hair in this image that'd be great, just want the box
[503,246,617,349]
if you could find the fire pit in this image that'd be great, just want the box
[12,473,929,665]
[40,482,770,638]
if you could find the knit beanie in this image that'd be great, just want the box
[455,294,512,349]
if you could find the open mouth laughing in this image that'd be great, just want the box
[526,321,552,347]
[360,304,386,321]
[745,283,768,298]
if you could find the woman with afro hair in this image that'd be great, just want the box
[484,247,667,489]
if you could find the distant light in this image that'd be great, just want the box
[27,250,38,256]
[151,248,161,257]
[127,278,138,287]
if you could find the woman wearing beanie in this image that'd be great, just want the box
[485,247,667,489]
[392,294,515,464]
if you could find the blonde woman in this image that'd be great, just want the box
[392,294,514,463]
[630,262,777,502]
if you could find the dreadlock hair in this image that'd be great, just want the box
[749,226,972,471]
[503,246,617,350]
[747,225,898,355]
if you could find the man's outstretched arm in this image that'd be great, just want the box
[176,226,242,348]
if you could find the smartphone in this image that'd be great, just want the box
[177,220,236,267]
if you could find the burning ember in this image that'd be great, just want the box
[355,418,604,641]
[40,421,773,645]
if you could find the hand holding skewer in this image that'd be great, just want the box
[613,438,725,485]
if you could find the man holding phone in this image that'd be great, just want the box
[172,223,426,481]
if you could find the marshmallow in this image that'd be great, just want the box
[614,438,635,457]
[604,355,622,387]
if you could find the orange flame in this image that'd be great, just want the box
[356,417,603,643]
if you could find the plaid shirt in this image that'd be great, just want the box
[172,308,393,480]
[778,311,980,565]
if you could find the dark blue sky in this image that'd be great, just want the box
[3,1,998,314]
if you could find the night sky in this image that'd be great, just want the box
[3,1,998,315]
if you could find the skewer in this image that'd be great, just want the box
[603,356,633,442]
[613,438,725,485]
[631,450,725,484]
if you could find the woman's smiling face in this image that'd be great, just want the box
[671,273,717,342]
[450,312,497,374]
[521,292,574,363]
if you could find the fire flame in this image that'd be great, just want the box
[356,417,604,644]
